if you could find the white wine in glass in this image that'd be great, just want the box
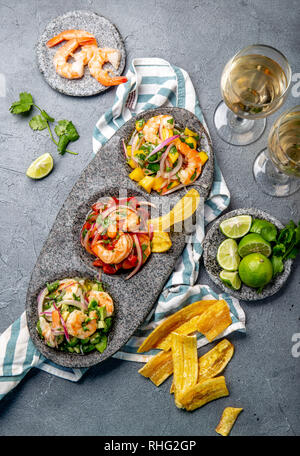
[214,45,291,146]
[253,106,300,197]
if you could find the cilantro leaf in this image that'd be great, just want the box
[9,92,33,114]
[55,120,79,154]
[271,256,284,277]
[273,243,286,256]
[41,110,54,122]
[29,115,48,131]
[250,219,277,242]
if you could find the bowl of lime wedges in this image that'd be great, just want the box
[203,208,294,301]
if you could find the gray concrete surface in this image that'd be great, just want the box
[0,0,299,436]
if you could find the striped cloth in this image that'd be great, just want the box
[0,58,246,400]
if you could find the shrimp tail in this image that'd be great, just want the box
[46,29,96,47]
[93,70,128,86]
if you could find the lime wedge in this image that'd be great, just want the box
[220,270,241,290]
[217,239,240,271]
[220,215,252,239]
[238,233,272,258]
[26,153,54,179]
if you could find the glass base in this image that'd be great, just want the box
[253,148,300,197]
[213,100,266,146]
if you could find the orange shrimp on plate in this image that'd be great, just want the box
[46,29,96,47]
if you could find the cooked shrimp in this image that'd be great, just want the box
[88,290,114,316]
[110,208,140,232]
[88,48,127,86]
[66,310,98,339]
[46,29,96,47]
[39,317,57,347]
[143,115,174,144]
[53,37,96,79]
[91,232,133,264]
[74,43,98,65]
[174,138,202,185]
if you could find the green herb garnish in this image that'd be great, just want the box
[9,92,79,156]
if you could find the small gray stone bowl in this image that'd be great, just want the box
[203,208,293,301]
[36,10,126,96]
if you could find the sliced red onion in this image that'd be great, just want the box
[138,201,157,209]
[168,154,183,177]
[160,144,173,178]
[53,302,70,342]
[59,299,88,311]
[146,135,179,161]
[37,288,48,315]
[125,234,143,280]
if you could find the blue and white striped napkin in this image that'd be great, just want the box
[0,58,245,400]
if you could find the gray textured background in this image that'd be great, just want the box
[0,0,299,436]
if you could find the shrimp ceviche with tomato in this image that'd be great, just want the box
[36,278,113,354]
[81,196,155,279]
[123,115,209,195]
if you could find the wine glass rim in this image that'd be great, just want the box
[274,105,300,165]
[227,44,292,107]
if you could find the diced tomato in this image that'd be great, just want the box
[102,264,122,274]
[82,222,91,231]
[93,259,105,267]
[122,254,138,269]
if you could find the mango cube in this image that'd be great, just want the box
[199,150,208,165]
[138,176,155,193]
[129,167,145,182]
[152,176,166,191]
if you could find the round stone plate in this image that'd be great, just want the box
[36,10,126,96]
[120,107,214,201]
[203,208,293,301]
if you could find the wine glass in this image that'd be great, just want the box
[214,44,291,146]
[253,105,300,197]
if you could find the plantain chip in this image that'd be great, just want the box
[158,315,203,351]
[137,300,217,353]
[215,407,243,436]
[195,300,232,342]
[138,350,173,387]
[170,338,234,394]
[148,188,200,232]
[179,376,229,412]
[151,231,172,253]
[172,333,198,408]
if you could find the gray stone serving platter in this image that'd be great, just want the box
[26,107,211,368]
[203,208,293,301]
[36,10,126,96]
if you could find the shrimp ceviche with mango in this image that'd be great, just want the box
[81,196,171,279]
[46,29,127,87]
[123,115,209,195]
[37,278,113,354]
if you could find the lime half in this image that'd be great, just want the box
[220,270,241,290]
[238,233,272,258]
[220,215,252,239]
[217,238,240,271]
[26,153,53,179]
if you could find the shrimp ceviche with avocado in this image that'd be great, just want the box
[123,114,209,195]
[81,196,156,279]
[37,278,113,354]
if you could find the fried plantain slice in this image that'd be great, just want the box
[179,376,229,411]
[137,300,217,353]
[170,338,234,394]
[215,407,243,436]
[195,300,232,342]
[138,350,173,386]
[172,333,198,408]
[158,315,202,351]
[148,188,200,232]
